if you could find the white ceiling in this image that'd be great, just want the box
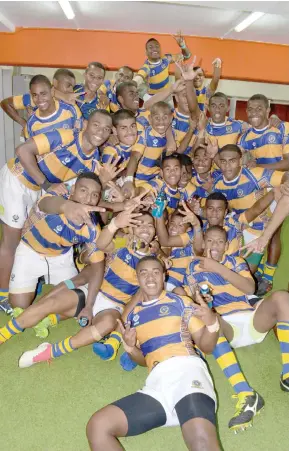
[0,1,289,45]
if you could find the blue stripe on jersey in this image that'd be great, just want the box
[141,332,181,356]
[28,119,75,136]
[103,270,137,296]
[149,78,170,91]
[256,156,282,164]
[23,93,34,108]
[24,227,64,253]
[140,156,161,168]
[206,120,242,137]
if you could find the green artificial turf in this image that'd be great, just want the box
[1,218,289,451]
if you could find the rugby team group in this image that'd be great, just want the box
[0,33,289,450]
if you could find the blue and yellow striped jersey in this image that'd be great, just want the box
[133,126,167,184]
[8,129,100,191]
[167,230,195,288]
[99,80,120,113]
[184,255,255,316]
[13,93,36,112]
[101,143,131,168]
[138,54,173,95]
[238,123,289,165]
[21,192,103,260]
[141,177,180,214]
[136,108,150,135]
[206,117,243,148]
[172,109,197,155]
[24,100,82,139]
[213,167,284,232]
[128,291,204,372]
[196,84,211,112]
[74,83,100,120]
[179,180,197,203]
[100,248,152,306]
[203,212,247,257]
[190,170,221,208]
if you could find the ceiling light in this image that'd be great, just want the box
[59,0,75,20]
[234,11,265,32]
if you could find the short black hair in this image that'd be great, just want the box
[248,94,269,109]
[75,171,101,188]
[205,225,227,241]
[209,92,228,105]
[179,154,193,168]
[193,66,204,74]
[150,101,172,115]
[146,38,160,48]
[161,153,181,168]
[86,62,106,75]
[140,211,154,222]
[119,66,134,75]
[116,81,138,99]
[53,69,75,81]
[219,144,242,157]
[136,255,164,271]
[89,109,112,122]
[206,192,228,210]
[29,75,51,90]
[112,109,136,127]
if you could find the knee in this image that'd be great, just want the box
[86,412,110,445]
[191,431,213,451]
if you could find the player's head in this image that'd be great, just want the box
[145,38,161,62]
[205,192,228,226]
[219,144,242,180]
[179,154,193,188]
[193,66,205,89]
[204,226,228,261]
[193,146,213,175]
[246,94,270,129]
[52,69,75,94]
[209,92,229,124]
[131,212,156,244]
[70,172,102,206]
[84,62,106,93]
[116,81,139,113]
[149,101,173,135]
[137,256,165,299]
[168,211,189,236]
[29,75,53,113]
[174,87,189,114]
[115,66,134,86]
[160,153,182,188]
[84,109,112,147]
[112,109,137,146]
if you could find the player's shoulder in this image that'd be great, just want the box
[74,83,84,92]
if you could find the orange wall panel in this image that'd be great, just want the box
[0,28,289,84]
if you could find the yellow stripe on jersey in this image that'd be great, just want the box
[12,93,35,110]
[238,123,289,165]
[99,80,120,113]
[167,240,195,288]
[196,84,210,112]
[128,291,204,372]
[206,117,243,148]
[21,193,101,257]
[172,109,196,155]
[7,129,100,191]
[101,143,132,168]
[136,108,150,135]
[24,100,82,139]
[184,255,255,316]
[140,177,180,214]
[133,126,167,185]
[138,54,173,95]
[213,167,284,232]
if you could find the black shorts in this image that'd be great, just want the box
[72,288,86,317]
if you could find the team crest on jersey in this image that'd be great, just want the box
[77,169,84,174]
[62,157,71,165]
[172,120,176,127]
[237,189,244,198]
[152,139,159,147]
[72,236,79,243]
[226,126,233,134]
[132,314,140,325]
[160,305,170,316]
[10,273,15,281]
[152,70,155,76]
[12,215,19,223]
[192,380,203,389]
[63,124,69,129]
[268,134,276,144]
[161,64,166,69]
[54,225,63,233]
[125,254,132,264]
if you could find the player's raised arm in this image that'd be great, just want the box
[0,96,27,128]
[172,31,191,61]
[208,58,222,94]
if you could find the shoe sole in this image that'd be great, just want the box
[18,343,50,369]
[280,380,289,392]
[229,406,265,432]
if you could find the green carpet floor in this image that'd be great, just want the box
[1,218,289,451]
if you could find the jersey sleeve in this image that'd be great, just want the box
[132,132,146,155]
[137,63,150,81]
[32,129,74,156]
[183,181,197,201]
[12,93,35,110]
[282,122,289,156]
[234,257,254,280]
[99,80,111,96]
[101,145,118,164]
[168,53,179,63]
[253,167,284,188]
[179,228,195,246]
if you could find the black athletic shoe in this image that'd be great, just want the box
[228,392,265,432]
[280,375,289,392]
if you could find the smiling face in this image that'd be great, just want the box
[137,258,165,299]
[54,75,75,94]
[219,150,241,181]
[204,228,227,261]
[132,214,156,244]
[70,177,101,207]
[161,157,182,188]
[193,68,205,89]
[193,148,212,175]
[115,67,133,86]
[118,85,140,112]
[146,39,161,62]
[85,112,112,148]
[150,105,172,135]
[175,89,189,115]
[179,163,192,189]
[209,96,228,124]
[114,117,138,146]
[30,82,54,114]
[246,99,270,129]
[168,214,189,236]
[205,199,227,226]
[85,66,105,93]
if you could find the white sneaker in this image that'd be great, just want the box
[19,342,52,368]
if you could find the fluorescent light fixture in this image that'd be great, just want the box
[59,0,75,20]
[234,11,265,32]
